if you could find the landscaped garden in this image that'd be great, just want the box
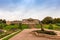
[0,16,60,40]
[0,21,29,40]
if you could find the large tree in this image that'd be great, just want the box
[53,18,60,23]
[0,19,6,29]
[42,16,53,24]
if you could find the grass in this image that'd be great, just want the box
[0,24,28,39]
[2,30,21,40]
[36,24,60,31]
[44,24,60,30]
[22,24,29,29]
[36,24,41,28]
[1,24,60,40]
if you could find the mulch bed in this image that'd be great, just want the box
[31,30,60,40]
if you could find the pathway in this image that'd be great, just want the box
[9,29,57,40]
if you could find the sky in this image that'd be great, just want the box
[0,0,60,21]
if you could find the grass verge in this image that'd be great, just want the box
[2,30,21,40]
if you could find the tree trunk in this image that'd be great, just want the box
[40,23,44,31]
[39,21,44,31]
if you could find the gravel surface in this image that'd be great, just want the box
[9,29,60,40]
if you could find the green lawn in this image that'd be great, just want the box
[36,24,60,31]
[36,24,41,28]
[43,24,60,30]
[2,30,21,40]
[0,24,60,40]
[22,24,29,29]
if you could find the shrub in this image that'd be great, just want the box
[48,24,53,29]
[22,24,29,29]
[33,30,57,35]
[4,24,18,31]
[0,29,4,34]
[36,24,41,28]
[0,32,10,39]
[56,23,60,26]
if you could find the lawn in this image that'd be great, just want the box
[22,24,29,29]
[36,24,60,31]
[0,24,29,39]
[0,23,60,39]
[2,30,21,40]
[43,24,60,31]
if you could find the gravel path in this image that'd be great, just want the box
[9,29,60,40]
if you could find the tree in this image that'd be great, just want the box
[53,18,60,24]
[0,19,2,23]
[0,19,6,29]
[42,16,53,24]
[18,22,22,30]
[0,19,6,23]
[2,19,6,23]
[39,21,44,31]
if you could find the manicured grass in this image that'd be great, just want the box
[36,24,41,28]
[0,24,28,39]
[22,24,29,29]
[44,24,60,30]
[1,24,60,40]
[36,24,60,31]
[2,30,21,40]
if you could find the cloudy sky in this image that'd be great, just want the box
[0,0,60,21]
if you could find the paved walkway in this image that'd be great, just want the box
[9,29,59,40]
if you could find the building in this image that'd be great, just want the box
[6,20,21,25]
[6,18,40,25]
[6,21,11,25]
[11,21,21,24]
[22,18,40,24]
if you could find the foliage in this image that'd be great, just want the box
[22,24,29,29]
[42,16,53,24]
[53,18,60,24]
[36,24,41,28]
[0,19,6,29]
[0,19,6,24]
[18,23,22,30]
[39,20,44,31]
[48,24,53,29]
[4,24,18,31]
[3,30,21,40]
[33,30,57,35]
[0,32,10,39]
[56,23,60,26]
[0,29,4,34]
[0,23,6,29]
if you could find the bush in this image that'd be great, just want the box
[0,32,10,39]
[36,24,41,28]
[33,30,57,35]
[0,29,4,34]
[56,23,60,26]
[4,24,18,31]
[22,24,29,29]
[48,24,53,29]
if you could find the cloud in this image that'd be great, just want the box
[0,0,60,21]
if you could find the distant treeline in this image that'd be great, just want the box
[41,16,60,24]
[0,16,60,24]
